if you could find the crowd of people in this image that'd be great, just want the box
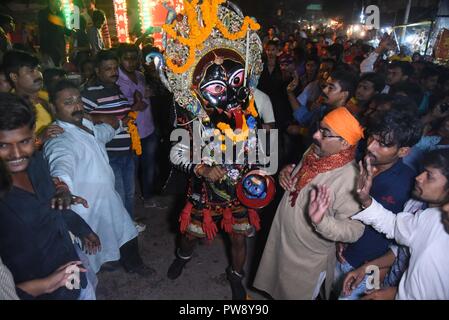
[252,25,449,300]
[0,0,173,300]
[0,0,448,301]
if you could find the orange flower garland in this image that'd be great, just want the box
[245,97,258,117]
[216,16,260,41]
[215,98,258,148]
[162,0,259,74]
[217,114,249,143]
[163,0,221,73]
[127,111,142,156]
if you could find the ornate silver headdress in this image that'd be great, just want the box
[160,0,263,118]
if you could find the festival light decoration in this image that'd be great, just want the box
[113,0,130,43]
[139,0,157,35]
[137,0,184,46]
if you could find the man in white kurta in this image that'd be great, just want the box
[349,148,449,299]
[43,82,138,273]
[352,199,449,299]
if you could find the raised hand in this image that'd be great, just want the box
[376,35,396,53]
[286,75,299,93]
[279,164,297,192]
[308,185,331,225]
[356,156,374,208]
[131,90,147,111]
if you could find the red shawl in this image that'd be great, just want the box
[289,146,356,207]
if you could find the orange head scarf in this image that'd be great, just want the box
[322,107,364,145]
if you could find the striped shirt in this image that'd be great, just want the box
[0,256,19,300]
[81,81,131,155]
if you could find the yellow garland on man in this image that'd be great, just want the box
[127,111,142,156]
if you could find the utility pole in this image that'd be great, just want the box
[401,0,412,44]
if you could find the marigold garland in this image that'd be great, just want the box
[127,111,142,156]
[245,97,258,117]
[216,16,260,41]
[217,114,249,143]
[162,0,259,74]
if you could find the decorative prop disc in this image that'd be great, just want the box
[236,170,275,209]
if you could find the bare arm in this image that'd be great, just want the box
[16,261,86,298]
[89,114,119,129]
[310,185,365,243]
[366,248,396,269]
[286,76,301,111]
[342,249,396,297]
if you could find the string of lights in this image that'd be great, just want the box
[113,0,130,43]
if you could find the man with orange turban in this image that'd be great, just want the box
[254,107,366,300]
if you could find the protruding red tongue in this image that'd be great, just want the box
[230,108,243,129]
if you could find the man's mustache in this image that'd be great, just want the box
[72,110,84,117]
[312,139,321,148]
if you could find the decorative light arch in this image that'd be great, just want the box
[113,0,130,43]
[139,0,157,35]
[138,0,184,46]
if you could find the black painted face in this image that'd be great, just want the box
[199,59,246,111]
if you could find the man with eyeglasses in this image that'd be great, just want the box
[254,107,365,300]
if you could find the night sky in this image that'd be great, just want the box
[232,0,358,25]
